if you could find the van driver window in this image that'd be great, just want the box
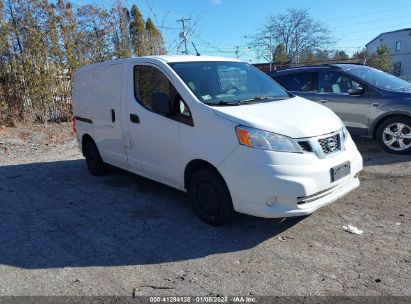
[134,65,170,110]
[134,65,193,125]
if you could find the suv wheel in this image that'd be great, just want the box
[188,169,234,226]
[377,116,411,154]
[84,141,108,176]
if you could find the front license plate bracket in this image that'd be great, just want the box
[330,161,350,182]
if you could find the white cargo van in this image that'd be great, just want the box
[72,55,363,225]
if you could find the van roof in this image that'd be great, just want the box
[144,55,241,63]
[76,55,241,73]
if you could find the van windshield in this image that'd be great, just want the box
[168,61,290,105]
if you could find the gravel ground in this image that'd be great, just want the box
[0,123,410,297]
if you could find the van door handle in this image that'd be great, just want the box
[130,114,140,124]
[371,103,380,107]
[319,98,328,103]
[111,109,115,123]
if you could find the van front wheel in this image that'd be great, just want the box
[84,141,108,176]
[188,169,234,226]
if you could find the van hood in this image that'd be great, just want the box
[212,96,343,138]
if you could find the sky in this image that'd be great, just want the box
[70,0,411,62]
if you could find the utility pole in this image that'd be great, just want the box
[235,46,240,59]
[177,17,191,54]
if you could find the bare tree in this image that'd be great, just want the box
[250,8,332,64]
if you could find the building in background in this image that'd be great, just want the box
[366,28,411,81]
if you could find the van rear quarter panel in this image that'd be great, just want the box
[73,68,94,120]
[73,63,127,167]
[73,68,95,150]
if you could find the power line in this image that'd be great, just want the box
[329,4,411,22]
[337,23,411,36]
[331,14,411,29]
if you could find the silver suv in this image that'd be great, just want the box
[270,64,411,154]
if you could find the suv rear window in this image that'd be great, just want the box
[275,73,315,92]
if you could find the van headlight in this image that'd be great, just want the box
[236,125,302,153]
[342,126,350,141]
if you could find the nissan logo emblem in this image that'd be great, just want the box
[326,137,337,151]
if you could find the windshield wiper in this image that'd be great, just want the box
[204,100,240,106]
[205,96,286,106]
[237,96,286,104]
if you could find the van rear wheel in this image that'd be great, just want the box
[188,169,234,226]
[84,141,108,176]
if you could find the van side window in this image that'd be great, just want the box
[134,65,194,126]
[134,65,170,110]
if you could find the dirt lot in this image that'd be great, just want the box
[0,123,410,297]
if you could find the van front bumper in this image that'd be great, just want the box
[218,140,363,218]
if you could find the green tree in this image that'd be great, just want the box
[57,0,78,73]
[129,4,145,56]
[22,0,55,122]
[144,18,165,55]
[44,2,62,65]
[273,43,288,64]
[111,0,131,58]
[333,50,349,61]
[352,48,368,63]
[1,0,23,124]
[300,51,317,64]
[2,0,69,123]
[76,4,113,63]
[366,44,392,72]
[315,49,331,62]
[0,0,8,122]
[0,0,170,125]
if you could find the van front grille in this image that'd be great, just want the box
[318,134,341,154]
[298,141,314,152]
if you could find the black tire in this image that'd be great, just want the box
[188,169,234,226]
[376,116,411,155]
[83,141,108,176]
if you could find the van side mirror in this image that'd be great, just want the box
[151,92,171,115]
[348,87,364,96]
